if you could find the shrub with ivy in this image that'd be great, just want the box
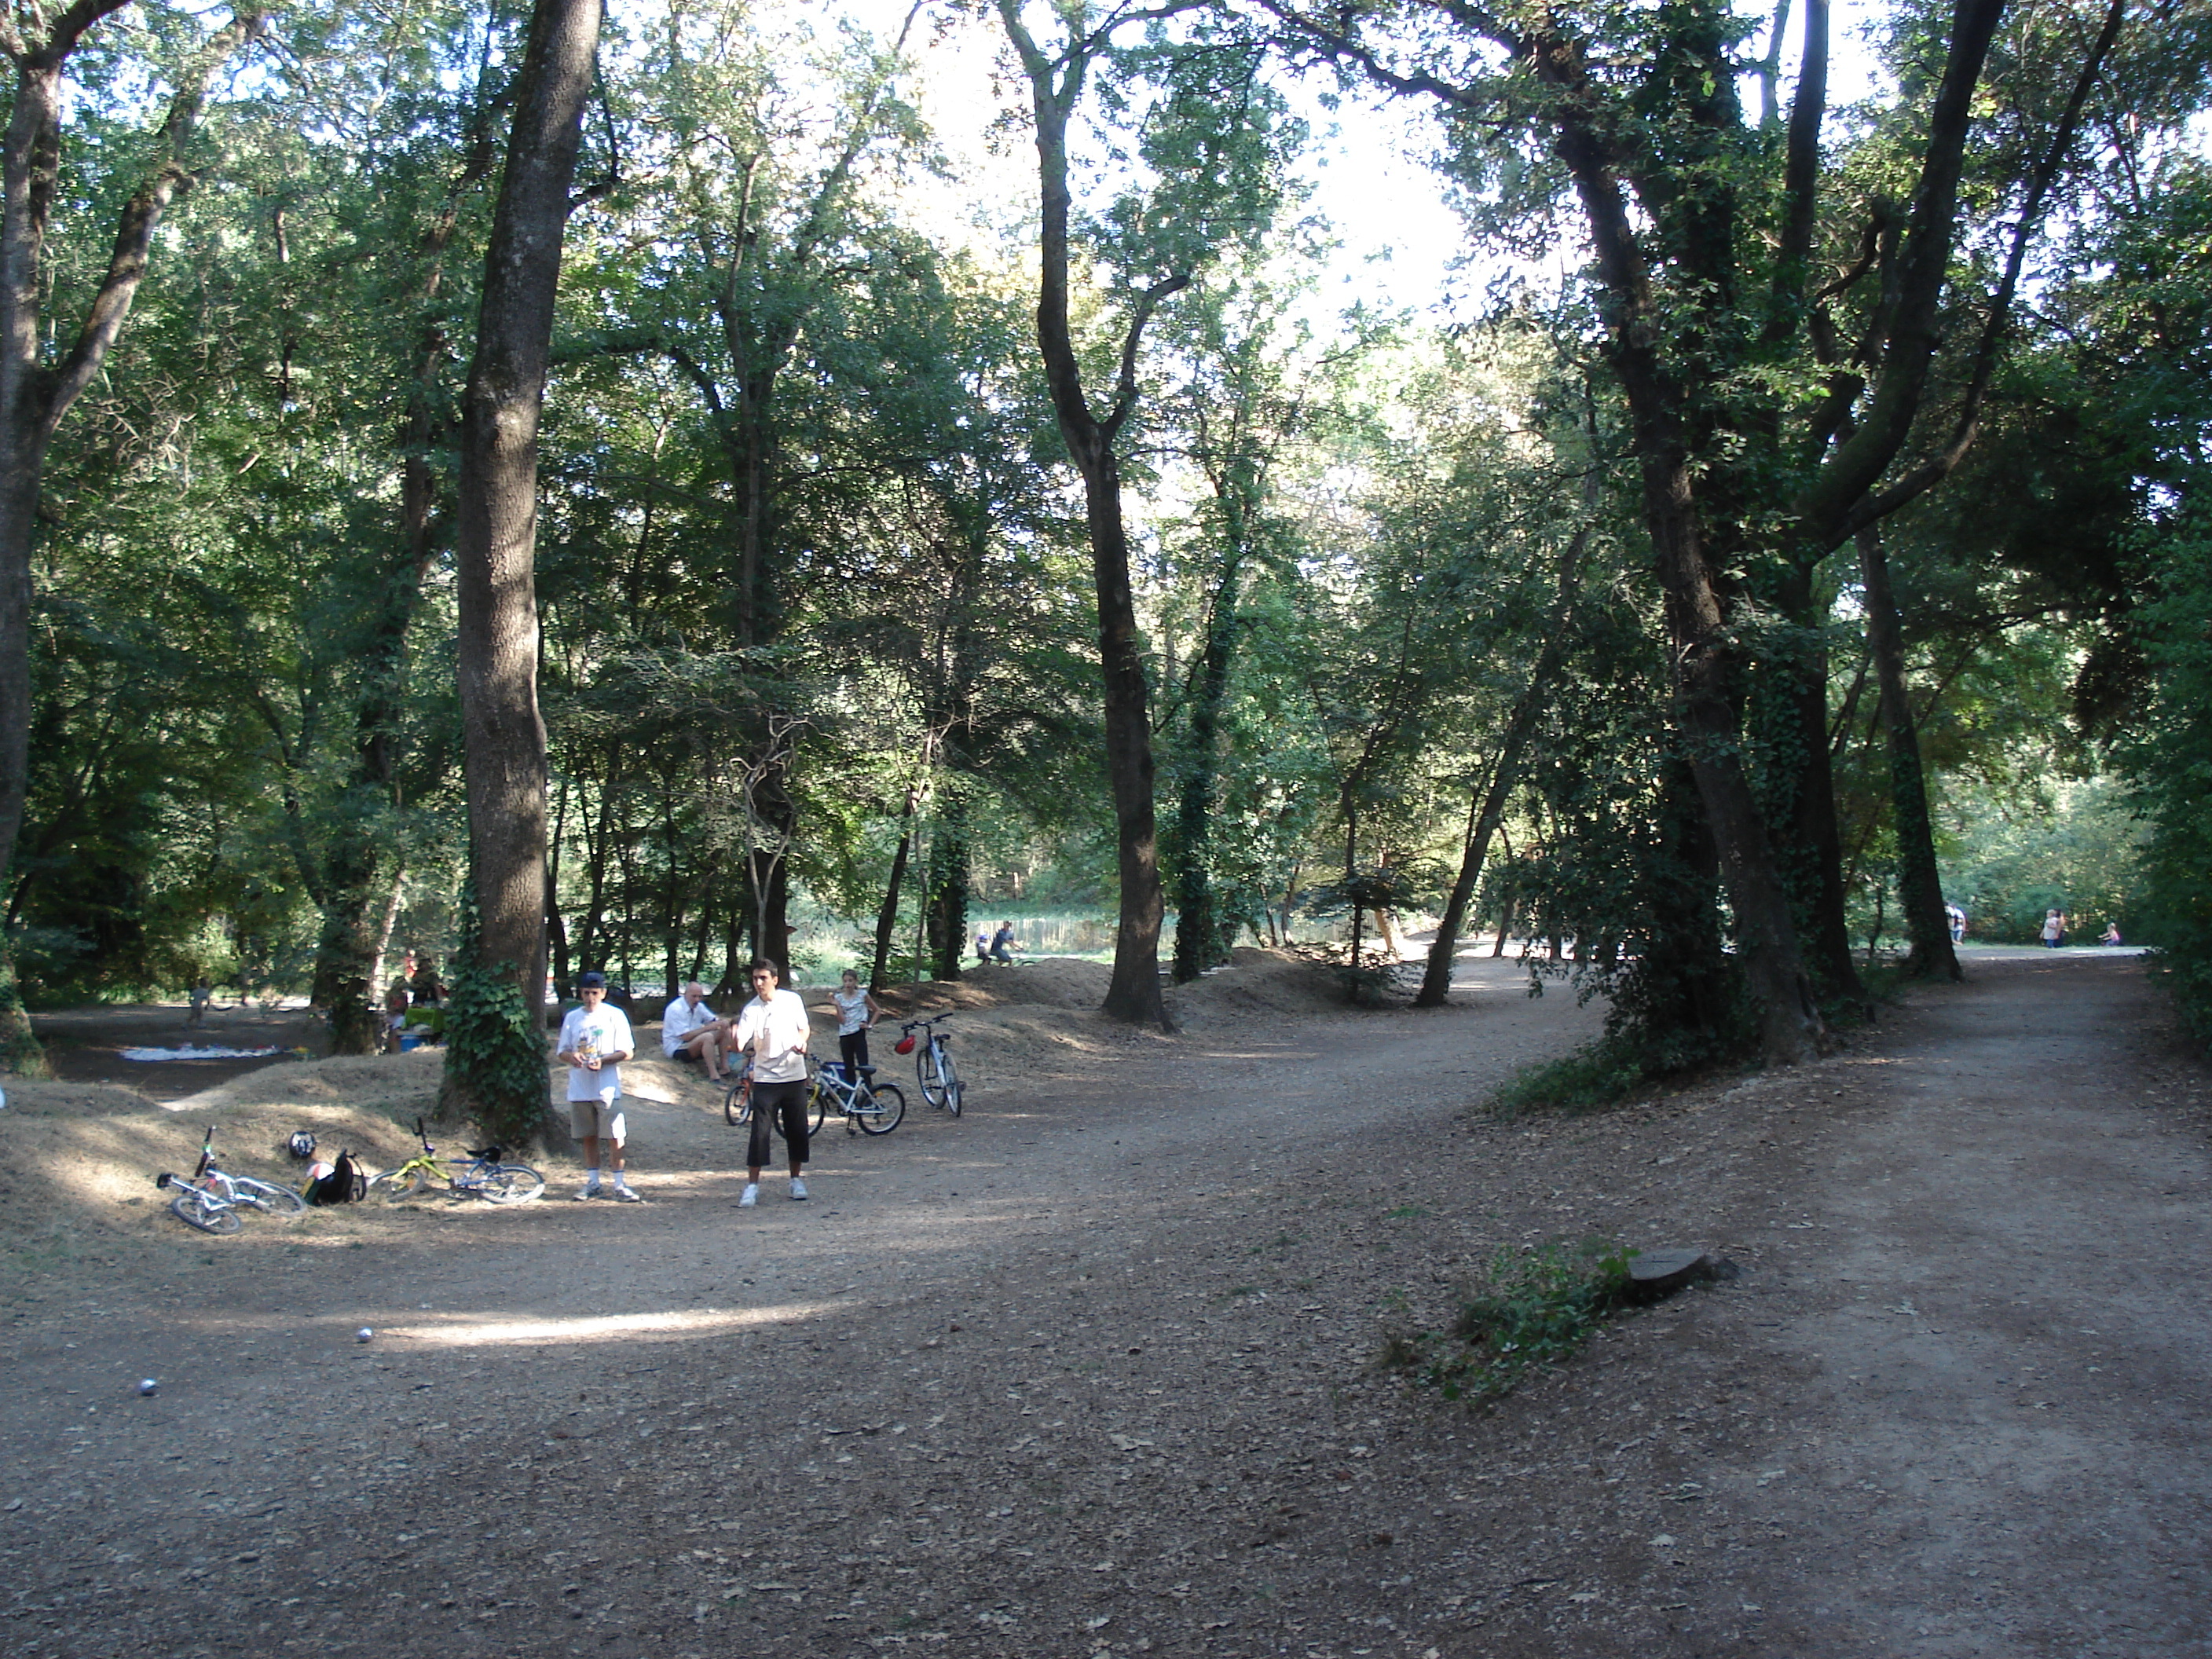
[437,879,550,1148]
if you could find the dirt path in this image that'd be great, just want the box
[2,953,2207,1658]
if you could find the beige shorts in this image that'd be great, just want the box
[569,1099,626,1144]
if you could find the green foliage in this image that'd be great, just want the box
[1485,1040,1654,1118]
[438,880,549,1148]
[2129,515,2212,1045]
[1379,1240,1636,1404]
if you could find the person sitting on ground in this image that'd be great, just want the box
[833,969,881,1092]
[991,921,1022,964]
[662,980,735,1082]
[2102,921,2124,947]
[559,971,639,1201]
[382,983,412,1053]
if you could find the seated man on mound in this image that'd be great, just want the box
[662,980,735,1082]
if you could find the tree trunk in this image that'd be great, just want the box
[0,6,260,1070]
[1172,474,1252,983]
[1417,512,1587,1005]
[442,0,600,1140]
[451,0,598,1009]
[1859,525,1961,980]
[999,2,1176,1031]
[871,783,918,992]
[1760,557,1870,1011]
[926,799,969,981]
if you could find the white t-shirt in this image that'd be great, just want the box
[833,987,870,1035]
[662,994,721,1057]
[733,987,811,1084]
[558,1002,633,1104]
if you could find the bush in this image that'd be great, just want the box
[1486,1038,1653,1116]
[1379,1240,1636,1403]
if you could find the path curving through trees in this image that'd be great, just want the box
[1,953,2207,1657]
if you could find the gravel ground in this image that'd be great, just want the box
[2,949,2207,1658]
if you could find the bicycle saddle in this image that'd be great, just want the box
[466,1144,504,1161]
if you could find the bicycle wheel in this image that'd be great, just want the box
[476,1164,545,1203]
[170,1188,241,1235]
[855,1082,906,1135]
[723,1078,752,1127]
[364,1166,430,1203]
[941,1051,963,1117]
[782,1083,826,1141]
[228,1176,306,1217]
[917,1043,947,1108]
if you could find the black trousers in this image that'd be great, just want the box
[839,1031,871,1084]
[748,1079,811,1170]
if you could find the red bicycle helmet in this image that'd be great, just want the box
[894,1034,917,1055]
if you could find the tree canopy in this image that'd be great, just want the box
[9,0,2212,1105]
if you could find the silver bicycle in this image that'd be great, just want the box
[156,1126,306,1235]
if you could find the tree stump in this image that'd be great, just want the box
[1626,1248,1731,1302]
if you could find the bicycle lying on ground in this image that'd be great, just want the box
[896,1014,963,1115]
[364,1119,546,1203]
[156,1126,306,1234]
[809,1060,906,1135]
[723,1057,822,1141]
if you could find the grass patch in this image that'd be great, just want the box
[1486,1040,1651,1117]
[1378,1238,1635,1403]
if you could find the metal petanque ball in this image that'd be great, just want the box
[356,1328,374,1344]
[137,1379,158,1396]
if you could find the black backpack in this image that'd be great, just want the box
[306,1149,365,1206]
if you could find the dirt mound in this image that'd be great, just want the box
[0,1071,436,1266]
[1167,946,1352,1024]
[861,954,1113,1013]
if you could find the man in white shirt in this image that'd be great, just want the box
[662,980,734,1081]
[556,972,639,1202]
[731,958,812,1206]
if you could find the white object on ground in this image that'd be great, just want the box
[119,1045,281,1062]
[137,1379,158,1396]
[356,1328,374,1343]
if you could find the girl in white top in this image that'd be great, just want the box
[833,969,881,1096]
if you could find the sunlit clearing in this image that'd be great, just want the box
[392,1305,837,1348]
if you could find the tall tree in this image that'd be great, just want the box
[0,2,263,1064]
[1266,0,2126,1065]
[445,0,602,1140]
[997,0,1293,1026]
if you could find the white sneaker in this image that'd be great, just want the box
[738,1183,759,1208]
[573,1182,600,1202]
[789,1178,808,1201]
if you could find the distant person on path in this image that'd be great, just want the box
[832,969,881,1093]
[974,925,991,965]
[1946,903,1966,945]
[409,954,444,1006]
[558,972,639,1202]
[2042,909,2066,949]
[187,978,211,1027]
[2103,921,2124,947]
[991,921,1021,965]
[662,980,736,1082]
[732,958,812,1207]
